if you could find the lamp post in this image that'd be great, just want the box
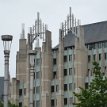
[1,35,13,107]
[29,50,36,107]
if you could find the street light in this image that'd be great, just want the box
[1,35,13,107]
[29,50,36,107]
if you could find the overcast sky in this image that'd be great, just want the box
[0,0,107,77]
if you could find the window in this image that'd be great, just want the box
[19,89,22,96]
[93,54,96,61]
[19,102,22,107]
[51,86,54,93]
[36,100,40,107]
[53,71,57,79]
[69,68,72,75]
[64,69,67,76]
[85,83,88,89]
[64,98,67,105]
[99,54,101,60]
[88,55,91,62]
[64,84,67,91]
[69,83,72,90]
[90,70,93,76]
[33,101,35,107]
[51,99,55,106]
[86,69,90,76]
[24,88,26,95]
[69,97,73,104]
[53,59,56,65]
[56,85,59,92]
[36,72,40,79]
[105,53,107,60]
[36,59,40,65]
[36,86,40,93]
[34,72,35,79]
[33,87,35,94]
[64,56,67,62]
[69,55,72,61]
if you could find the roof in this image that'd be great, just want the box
[0,77,4,101]
[54,21,107,49]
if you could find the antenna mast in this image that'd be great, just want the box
[29,12,47,48]
[60,7,81,37]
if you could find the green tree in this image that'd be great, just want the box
[0,100,18,107]
[74,62,107,107]
[0,100,3,107]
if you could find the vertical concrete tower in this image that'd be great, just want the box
[16,25,27,106]
[25,32,32,107]
[41,30,52,107]
[10,78,17,104]
[74,26,87,95]
[57,29,64,107]
[16,25,27,82]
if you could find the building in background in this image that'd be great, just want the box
[0,77,4,101]
[10,8,107,107]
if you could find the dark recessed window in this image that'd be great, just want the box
[19,102,22,107]
[33,101,35,107]
[64,69,67,76]
[53,71,57,79]
[99,54,101,60]
[69,68,72,75]
[53,59,56,65]
[51,86,54,93]
[64,84,67,91]
[51,99,55,106]
[64,56,67,62]
[93,54,96,61]
[56,85,59,92]
[64,98,67,105]
[88,55,91,62]
[34,72,35,79]
[85,83,88,89]
[19,89,22,96]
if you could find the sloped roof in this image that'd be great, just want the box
[54,21,107,49]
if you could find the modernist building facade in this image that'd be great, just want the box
[10,8,107,107]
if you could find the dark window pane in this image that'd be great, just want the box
[51,99,55,106]
[53,59,56,65]
[64,69,67,76]
[19,89,22,96]
[64,56,67,62]
[64,98,67,105]
[51,86,54,92]
[64,84,67,91]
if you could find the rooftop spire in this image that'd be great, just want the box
[60,7,81,37]
[20,23,25,39]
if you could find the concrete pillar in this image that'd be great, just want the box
[41,30,52,107]
[57,29,64,107]
[74,26,88,102]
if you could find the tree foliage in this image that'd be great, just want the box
[74,62,107,107]
[0,100,18,107]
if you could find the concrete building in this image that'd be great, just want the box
[0,77,4,101]
[11,8,107,107]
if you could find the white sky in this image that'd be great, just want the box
[0,0,107,77]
